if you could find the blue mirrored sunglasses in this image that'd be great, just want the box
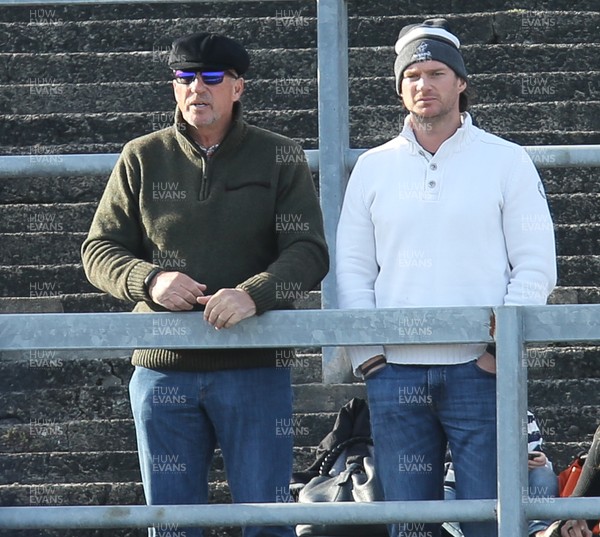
[173,70,238,85]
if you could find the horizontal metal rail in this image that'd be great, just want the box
[0,496,598,529]
[524,305,600,343]
[347,145,600,170]
[1,145,599,179]
[0,307,493,351]
[5,305,600,352]
[0,151,319,178]
[0,500,498,529]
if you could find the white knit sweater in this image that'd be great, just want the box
[336,113,557,374]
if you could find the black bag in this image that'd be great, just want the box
[296,436,387,537]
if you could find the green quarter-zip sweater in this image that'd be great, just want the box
[81,103,329,371]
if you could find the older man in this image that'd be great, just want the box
[82,32,328,537]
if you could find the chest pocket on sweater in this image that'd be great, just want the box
[225,175,272,191]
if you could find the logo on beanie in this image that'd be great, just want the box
[412,42,432,63]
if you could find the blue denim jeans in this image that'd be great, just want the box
[129,365,295,537]
[527,465,559,535]
[366,361,498,537]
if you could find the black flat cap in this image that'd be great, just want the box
[168,32,250,75]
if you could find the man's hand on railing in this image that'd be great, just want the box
[148,271,207,311]
[197,289,257,330]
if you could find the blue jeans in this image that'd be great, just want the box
[527,465,559,535]
[366,361,498,537]
[129,366,296,537]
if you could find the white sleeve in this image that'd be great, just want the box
[336,157,385,375]
[502,148,557,305]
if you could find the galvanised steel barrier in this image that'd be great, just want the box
[1,305,600,534]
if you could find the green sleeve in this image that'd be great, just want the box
[81,146,158,303]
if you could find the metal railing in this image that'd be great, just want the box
[1,305,600,534]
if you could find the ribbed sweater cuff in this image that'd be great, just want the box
[237,273,276,315]
[131,348,278,371]
[127,261,159,302]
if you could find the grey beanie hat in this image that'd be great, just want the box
[394,18,467,95]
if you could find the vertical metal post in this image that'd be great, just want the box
[317,0,352,382]
[496,306,529,537]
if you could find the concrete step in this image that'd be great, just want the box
[529,379,600,410]
[0,176,106,205]
[351,1,599,17]
[526,407,599,450]
[349,72,600,107]
[0,294,131,314]
[1,0,595,23]
[0,103,595,153]
[0,482,145,537]
[526,345,600,379]
[2,223,600,265]
[0,450,140,485]
[0,17,316,54]
[0,0,315,23]
[0,78,317,115]
[1,11,596,55]
[353,129,600,151]
[0,232,86,265]
[0,477,268,536]
[4,69,597,117]
[0,168,597,207]
[0,202,105,233]
[346,11,600,47]
[0,256,597,298]
[0,383,365,422]
[0,351,133,390]
[558,255,600,287]
[541,169,600,195]
[0,264,94,296]
[0,109,318,148]
[468,72,600,105]
[540,440,595,474]
[0,191,594,236]
[346,102,600,144]
[555,225,600,256]
[0,350,323,391]
[2,44,597,88]
[0,49,317,85]
[0,412,335,456]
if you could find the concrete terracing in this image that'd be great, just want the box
[0,1,599,536]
